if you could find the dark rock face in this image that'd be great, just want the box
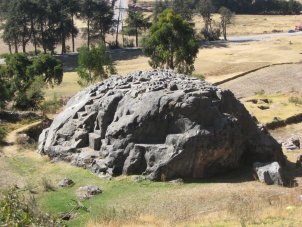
[38,70,284,180]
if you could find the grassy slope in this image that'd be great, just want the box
[0,122,301,226]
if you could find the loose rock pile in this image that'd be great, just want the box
[38,70,284,180]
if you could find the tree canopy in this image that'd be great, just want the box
[143,9,199,74]
[77,42,116,87]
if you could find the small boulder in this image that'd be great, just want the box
[131,175,146,182]
[58,177,75,187]
[253,162,284,186]
[76,185,102,199]
[282,135,301,151]
[169,178,184,184]
[257,105,270,110]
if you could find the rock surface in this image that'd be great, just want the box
[253,162,285,185]
[282,135,301,151]
[58,177,75,187]
[38,70,284,180]
[76,185,102,199]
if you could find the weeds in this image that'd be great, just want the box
[40,93,63,115]
[0,187,64,226]
[254,89,265,96]
[0,127,6,145]
[41,177,56,192]
[288,96,302,105]
[227,193,260,227]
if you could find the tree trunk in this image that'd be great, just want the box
[31,18,38,55]
[71,14,75,52]
[41,21,46,54]
[224,24,227,40]
[22,25,26,53]
[61,25,66,55]
[87,20,90,50]
[8,43,12,54]
[14,39,18,53]
[122,19,124,47]
[22,39,26,53]
[135,27,138,47]
[115,9,120,47]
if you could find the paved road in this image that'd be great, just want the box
[226,31,302,42]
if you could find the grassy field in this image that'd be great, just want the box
[0,121,301,226]
[1,14,301,55]
[43,35,302,100]
[243,93,302,124]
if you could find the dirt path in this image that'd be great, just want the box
[0,121,41,189]
[219,63,302,98]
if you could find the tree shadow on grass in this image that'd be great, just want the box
[182,159,302,187]
[54,48,144,72]
[183,165,255,184]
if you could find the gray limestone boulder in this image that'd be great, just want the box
[253,162,285,185]
[38,70,284,181]
[76,185,102,199]
[58,177,75,187]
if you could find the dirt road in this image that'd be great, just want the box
[0,121,41,189]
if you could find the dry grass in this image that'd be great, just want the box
[44,72,81,100]
[194,14,302,36]
[243,92,302,124]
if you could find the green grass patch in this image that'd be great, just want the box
[243,93,302,124]
[44,72,81,100]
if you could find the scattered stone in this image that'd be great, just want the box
[76,185,102,199]
[38,70,284,181]
[282,135,301,151]
[58,177,75,187]
[246,99,258,104]
[253,162,285,186]
[257,105,270,110]
[169,178,184,184]
[131,175,146,182]
[97,173,113,180]
[16,133,30,145]
[260,98,270,104]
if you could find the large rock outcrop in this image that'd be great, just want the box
[38,70,284,180]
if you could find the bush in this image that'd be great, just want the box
[200,27,221,41]
[289,96,302,105]
[40,93,63,115]
[14,76,45,110]
[0,187,63,226]
[0,127,6,145]
[77,43,116,87]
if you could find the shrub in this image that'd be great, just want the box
[200,27,221,41]
[40,93,63,115]
[0,187,63,226]
[0,127,6,145]
[288,96,302,105]
[41,177,56,192]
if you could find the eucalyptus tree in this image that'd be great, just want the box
[126,6,150,47]
[143,9,199,74]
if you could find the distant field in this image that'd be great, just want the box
[198,14,302,36]
[1,14,301,54]
[44,35,302,100]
